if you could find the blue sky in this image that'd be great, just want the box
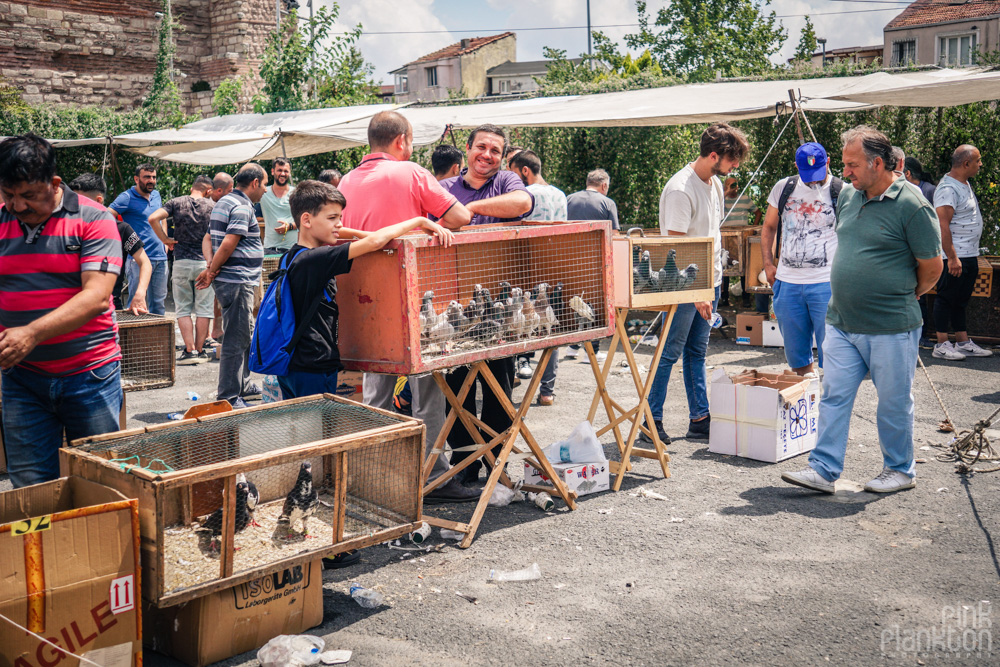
[323,0,909,84]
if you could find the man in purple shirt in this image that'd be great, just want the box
[440,124,533,484]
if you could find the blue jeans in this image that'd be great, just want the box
[2,361,122,488]
[648,286,721,422]
[772,280,831,369]
[278,370,339,400]
[127,257,169,316]
[808,325,920,482]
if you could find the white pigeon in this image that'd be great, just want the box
[510,293,527,340]
[536,283,558,337]
[569,294,596,331]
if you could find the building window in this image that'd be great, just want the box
[499,79,510,94]
[395,74,408,94]
[892,40,916,66]
[426,66,438,87]
[939,33,977,67]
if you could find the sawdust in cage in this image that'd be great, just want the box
[161,493,402,594]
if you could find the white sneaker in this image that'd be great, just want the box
[595,351,608,362]
[516,358,533,379]
[781,467,835,494]
[864,467,915,493]
[563,348,580,360]
[932,341,966,360]
[956,340,993,357]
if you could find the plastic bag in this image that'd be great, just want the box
[257,635,325,667]
[488,483,524,506]
[544,421,607,464]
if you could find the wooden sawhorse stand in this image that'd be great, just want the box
[420,348,578,548]
[585,305,677,490]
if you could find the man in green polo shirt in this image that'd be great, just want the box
[782,126,942,495]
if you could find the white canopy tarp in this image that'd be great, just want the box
[39,68,1000,165]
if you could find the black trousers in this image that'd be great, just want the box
[933,256,979,333]
[446,357,515,481]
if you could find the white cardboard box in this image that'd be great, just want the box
[524,461,610,496]
[762,320,784,347]
[708,368,820,463]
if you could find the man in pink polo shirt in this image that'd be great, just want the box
[338,110,478,503]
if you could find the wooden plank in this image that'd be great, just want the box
[219,475,236,579]
[154,485,166,603]
[422,516,470,532]
[334,452,347,543]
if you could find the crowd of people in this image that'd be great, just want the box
[0,112,991,515]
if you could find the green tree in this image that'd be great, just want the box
[143,0,188,128]
[212,76,244,116]
[253,4,378,113]
[625,0,787,81]
[794,16,818,64]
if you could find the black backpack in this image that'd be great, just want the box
[775,175,844,259]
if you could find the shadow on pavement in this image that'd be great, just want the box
[718,484,887,519]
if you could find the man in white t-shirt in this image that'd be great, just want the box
[644,122,749,444]
[931,144,992,360]
[509,149,568,406]
[761,142,843,375]
[260,158,296,254]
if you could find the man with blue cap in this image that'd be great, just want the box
[761,142,844,375]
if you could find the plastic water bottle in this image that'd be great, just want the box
[709,312,723,329]
[349,583,384,608]
[167,412,184,421]
[488,562,542,583]
[186,391,200,401]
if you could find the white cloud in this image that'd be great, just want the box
[321,0,455,83]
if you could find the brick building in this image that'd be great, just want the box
[0,0,279,116]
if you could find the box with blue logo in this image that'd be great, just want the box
[524,461,610,497]
[708,368,820,463]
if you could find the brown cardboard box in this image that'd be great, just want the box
[0,477,142,667]
[144,560,323,667]
[335,371,364,401]
[736,313,765,346]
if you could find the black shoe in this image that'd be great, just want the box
[423,478,481,504]
[322,550,360,569]
[241,383,262,399]
[638,420,670,445]
[685,415,711,440]
[177,350,200,365]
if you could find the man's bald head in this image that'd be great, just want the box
[211,172,234,202]
[952,144,979,168]
[368,111,412,153]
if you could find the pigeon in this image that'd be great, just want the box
[632,245,646,291]
[492,300,509,341]
[497,281,512,305]
[464,297,483,330]
[279,461,319,535]
[637,250,652,292]
[419,291,438,338]
[235,473,261,527]
[654,249,680,292]
[569,293,596,331]
[473,284,492,308]
[522,290,541,338]
[676,263,699,290]
[466,300,503,344]
[535,283,558,337]
[509,290,527,339]
[551,282,569,334]
[197,481,251,551]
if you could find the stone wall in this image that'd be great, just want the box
[0,0,276,115]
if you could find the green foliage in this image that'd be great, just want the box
[538,41,677,96]
[253,4,378,113]
[143,0,191,128]
[212,76,244,117]
[794,16,818,64]
[625,0,787,81]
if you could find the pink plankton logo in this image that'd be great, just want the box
[881,601,992,658]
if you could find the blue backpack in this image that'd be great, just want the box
[249,248,329,376]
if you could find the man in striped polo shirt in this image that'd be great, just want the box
[0,134,124,488]
[196,163,266,408]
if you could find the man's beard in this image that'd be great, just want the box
[275,175,289,186]
[139,182,155,194]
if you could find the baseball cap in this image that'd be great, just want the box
[796,142,828,182]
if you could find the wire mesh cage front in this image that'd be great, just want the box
[612,235,716,309]
[261,254,282,291]
[61,396,423,607]
[116,312,176,391]
[337,221,614,375]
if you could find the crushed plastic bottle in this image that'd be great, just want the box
[262,375,283,404]
[257,634,324,667]
[440,529,464,541]
[167,412,184,421]
[709,312,723,329]
[488,562,542,583]
[349,583,384,608]
[186,391,200,401]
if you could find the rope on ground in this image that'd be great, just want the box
[917,355,955,432]
[933,403,1000,474]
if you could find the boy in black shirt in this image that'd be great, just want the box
[278,180,453,399]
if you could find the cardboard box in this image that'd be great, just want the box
[736,314,765,346]
[762,320,784,347]
[0,477,142,667]
[144,560,322,667]
[708,368,820,463]
[524,460,610,496]
[335,371,363,401]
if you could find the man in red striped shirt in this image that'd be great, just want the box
[0,134,124,488]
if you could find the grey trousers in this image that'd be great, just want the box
[363,373,450,482]
[540,347,559,397]
[215,281,255,404]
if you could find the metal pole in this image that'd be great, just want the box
[586,0,592,56]
[276,0,281,31]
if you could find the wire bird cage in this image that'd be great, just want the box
[116,312,176,391]
[612,233,716,309]
[61,395,423,607]
[720,227,759,277]
[336,221,614,375]
[261,254,283,291]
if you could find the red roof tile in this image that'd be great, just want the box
[407,32,515,65]
[886,0,1000,30]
